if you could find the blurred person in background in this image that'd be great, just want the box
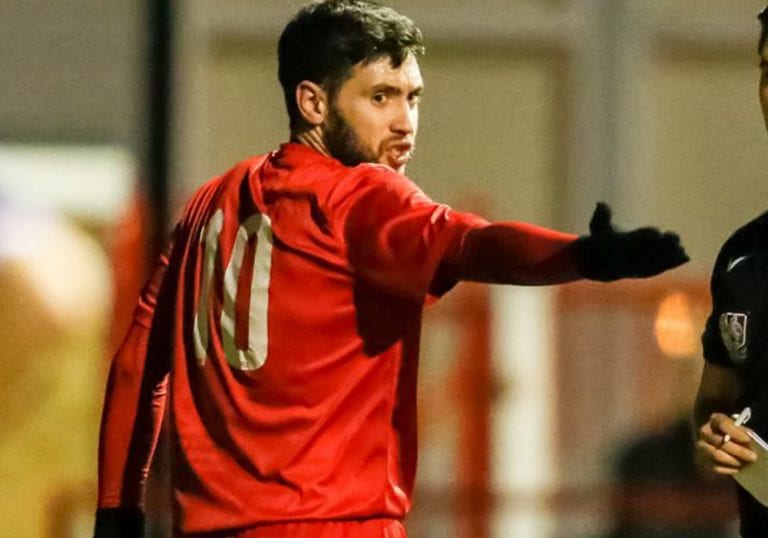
[693,6,768,538]
[95,1,689,537]
[608,417,736,538]
[0,195,110,537]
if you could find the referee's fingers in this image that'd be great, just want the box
[698,417,724,446]
[721,437,758,463]
[696,439,744,472]
[698,420,725,446]
[709,413,752,445]
[697,420,758,468]
[713,465,740,476]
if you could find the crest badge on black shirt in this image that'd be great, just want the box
[719,312,748,362]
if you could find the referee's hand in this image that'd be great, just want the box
[93,507,145,538]
[695,412,757,476]
[575,202,689,282]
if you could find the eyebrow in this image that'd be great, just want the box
[370,83,424,95]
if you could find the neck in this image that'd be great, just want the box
[292,125,330,158]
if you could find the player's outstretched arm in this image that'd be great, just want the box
[448,202,688,286]
[572,202,689,281]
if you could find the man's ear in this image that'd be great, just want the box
[295,81,328,126]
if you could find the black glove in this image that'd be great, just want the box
[574,202,689,282]
[94,507,145,538]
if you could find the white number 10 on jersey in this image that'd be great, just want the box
[193,208,273,370]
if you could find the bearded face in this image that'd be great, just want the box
[323,103,379,169]
[320,54,421,174]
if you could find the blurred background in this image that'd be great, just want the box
[2,0,768,536]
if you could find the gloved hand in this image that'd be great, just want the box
[574,202,689,281]
[93,507,145,538]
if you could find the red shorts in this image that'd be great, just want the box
[180,519,407,538]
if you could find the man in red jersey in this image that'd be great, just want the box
[95,1,689,536]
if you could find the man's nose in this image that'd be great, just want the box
[391,101,416,135]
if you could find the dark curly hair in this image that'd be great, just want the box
[278,0,425,131]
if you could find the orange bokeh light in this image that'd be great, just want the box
[654,291,698,359]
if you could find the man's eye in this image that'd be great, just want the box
[373,93,387,104]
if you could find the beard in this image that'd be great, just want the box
[323,106,378,168]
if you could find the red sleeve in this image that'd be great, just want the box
[339,168,485,299]
[449,221,581,285]
[97,235,174,509]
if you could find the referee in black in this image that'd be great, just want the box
[693,8,768,536]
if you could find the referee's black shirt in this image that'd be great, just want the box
[702,210,768,536]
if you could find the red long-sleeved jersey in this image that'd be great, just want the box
[98,143,578,534]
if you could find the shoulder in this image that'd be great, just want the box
[322,164,439,236]
[341,162,406,187]
[726,210,768,246]
[192,154,269,194]
[716,211,768,260]
[180,153,271,223]
[219,153,271,186]
[708,210,768,282]
[331,163,428,204]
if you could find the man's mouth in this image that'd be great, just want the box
[386,143,414,169]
